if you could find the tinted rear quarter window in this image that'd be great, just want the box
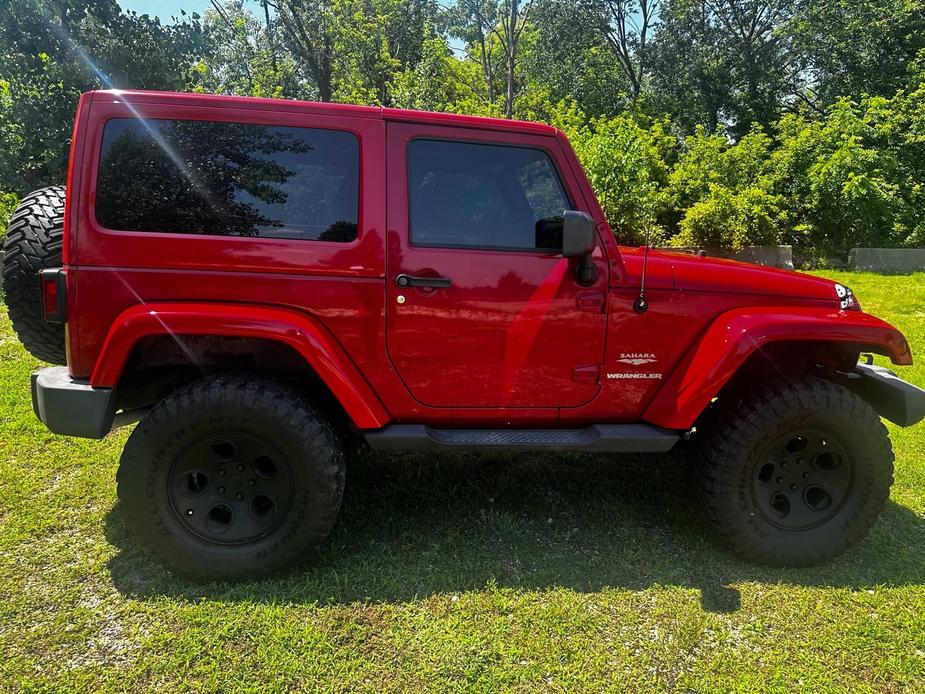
[95,118,359,242]
[407,139,570,251]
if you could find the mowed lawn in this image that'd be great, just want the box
[1,271,924,692]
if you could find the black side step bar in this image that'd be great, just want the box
[364,424,679,453]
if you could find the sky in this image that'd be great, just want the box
[118,0,265,22]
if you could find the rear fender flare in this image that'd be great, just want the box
[643,307,912,430]
[90,302,390,429]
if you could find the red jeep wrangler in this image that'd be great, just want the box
[5,90,924,580]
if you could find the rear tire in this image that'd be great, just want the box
[696,377,894,565]
[117,375,346,581]
[2,186,67,365]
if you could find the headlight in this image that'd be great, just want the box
[834,283,860,311]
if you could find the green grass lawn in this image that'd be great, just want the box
[1,271,924,692]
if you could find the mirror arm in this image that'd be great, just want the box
[576,254,597,287]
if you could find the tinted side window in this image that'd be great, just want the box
[407,140,570,251]
[96,118,359,242]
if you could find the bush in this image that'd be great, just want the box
[664,125,784,249]
[562,106,674,245]
[558,76,925,254]
[550,56,925,254]
[771,99,918,257]
[673,185,783,250]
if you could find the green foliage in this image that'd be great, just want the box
[649,0,798,137]
[648,0,732,132]
[271,0,439,105]
[664,126,785,250]
[1,0,924,253]
[192,1,300,98]
[554,65,925,254]
[771,93,922,256]
[525,1,630,119]
[566,108,674,245]
[330,0,402,104]
[0,0,206,195]
[788,0,925,106]
[391,33,464,111]
[675,185,783,250]
[0,190,18,239]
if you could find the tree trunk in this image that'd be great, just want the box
[505,54,515,118]
[318,77,332,102]
[504,0,518,118]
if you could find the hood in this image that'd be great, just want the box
[618,248,843,303]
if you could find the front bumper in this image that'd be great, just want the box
[31,366,115,439]
[839,363,925,427]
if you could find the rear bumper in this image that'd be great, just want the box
[31,366,115,439]
[840,363,925,427]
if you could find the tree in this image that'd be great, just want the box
[574,0,662,102]
[444,0,501,107]
[391,31,464,111]
[561,105,675,243]
[444,0,534,117]
[526,0,630,118]
[497,0,534,117]
[770,94,922,256]
[644,0,795,133]
[788,0,925,109]
[667,125,784,249]
[193,1,302,98]
[0,0,206,194]
[270,0,437,106]
[704,0,795,133]
[270,0,337,101]
[649,0,733,130]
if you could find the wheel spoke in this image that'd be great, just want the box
[177,495,228,537]
[782,435,808,457]
[756,462,776,485]
[783,491,823,528]
[253,473,291,502]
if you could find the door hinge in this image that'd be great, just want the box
[572,364,600,384]
[576,291,605,313]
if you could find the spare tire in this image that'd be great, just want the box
[2,186,67,365]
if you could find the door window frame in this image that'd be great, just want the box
[404,136,575,254]
[387,122,593,262]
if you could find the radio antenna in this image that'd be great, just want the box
[633,227,651,314]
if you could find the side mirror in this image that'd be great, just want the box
[562,210,596,257]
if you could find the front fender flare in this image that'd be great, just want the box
[90,302,390,429]
[643,307,912,430]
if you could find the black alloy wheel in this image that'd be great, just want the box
[696,377,894,566]
[168,432,295,545]
[751,430,852,531]
[118,375,345,581]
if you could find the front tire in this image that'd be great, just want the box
[696,377,894,566]
[117,375,345,581]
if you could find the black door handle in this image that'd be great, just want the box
[395,274,452,288]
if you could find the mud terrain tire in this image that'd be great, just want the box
[117,375,346,581]
[2,186,67,365]
[697,377,893,565]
